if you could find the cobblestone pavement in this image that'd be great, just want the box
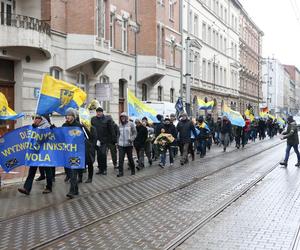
[36,141,284,249]
[0,137,279,220]
[0,138,285,250]
[177,153,300,250]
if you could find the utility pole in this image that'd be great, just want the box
[185,37,191,116]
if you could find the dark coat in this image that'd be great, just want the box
[282,121,299,145]
[84,125,97,165]
[155,122,164,137]
[163,123,177,145]
[134,125,148,149]
[91,115,117,144]
[176,119,195,144]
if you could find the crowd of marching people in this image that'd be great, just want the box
[17,107,287,199]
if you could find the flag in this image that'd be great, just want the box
[87,99,101,110]
[79,108,91,131]
[36,75,87,115]
[175,97,184,113]
[0,92,24,120]
[261,107,269,113]
[245,109,254,122]
[277,117,286,127]
[127,89,159,123]
[198,99,214,110]
[259,111,268,118]
[223,104,245,127]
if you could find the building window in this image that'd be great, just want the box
[224,37,227,52]
[169,0,175,20]
[215,64,219,84]
[109,13,115,48]
[142,84,148,101]
[50,67,62,80]
[208,61,212,82]
[220,34,223,51]
[208,26,211,45]
[194,53,200,78]
[224,68,227,86]
[202,59,206,81]
[158,86,163,101]
[170,88,175,103]
[224,8,227,24]
[97,0,106,39]
[77,72,87,91]
[170,44,176,67]
[202,22,206,42]
[194,14,199,36]
[220,67,223,85]
[122,20,128,52]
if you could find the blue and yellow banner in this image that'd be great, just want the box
[36,75,87,115]
[223,105,245,127]
[0,92,24,120]
[0,126,85,173]
[127,89,159,123]
[198,99,214,110]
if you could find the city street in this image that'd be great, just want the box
[1,137,300,249]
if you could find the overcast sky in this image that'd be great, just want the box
[239,0,300,67]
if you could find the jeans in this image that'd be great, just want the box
[135,147,145,167]
[69,169,79,195]
[145,141,152,162]
[284,144,300,163]
[197,139,206,156]
[118,146,135,174]
[221,133,230,149]
[24,167,53,193]
[160,146,174,166]
[97,143,107,173]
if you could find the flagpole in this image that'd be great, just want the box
[34,74,46,117]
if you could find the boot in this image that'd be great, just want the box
[85,178,92,183]
[280,161,287,167]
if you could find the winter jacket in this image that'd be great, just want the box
[134,124,148,148]
[32,117,50,129]
[84,125,97,165]
[176,119,196,144]
[221,120,232,135]
[155,122,165,137]
[282,121,299,145]
[196,122,210,140]
[118,121,137,147]
[163,123,177,145]
[91,115,117,144]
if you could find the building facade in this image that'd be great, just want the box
[182,0,240,117]
[284,65,300,114]
[0,0,183,133]
[238,3,263,114]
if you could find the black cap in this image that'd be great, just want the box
[288,116,294,123]
[96,107,104,112]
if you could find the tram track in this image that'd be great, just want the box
[29,140,285,250]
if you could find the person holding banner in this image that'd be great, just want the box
[18,115,53,195]
[63,108,83,199]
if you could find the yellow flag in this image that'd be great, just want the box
[0,92,24,120]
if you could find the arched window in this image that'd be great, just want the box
[50,67,62,80]
[142,84,148,101]
[158,86,163,101]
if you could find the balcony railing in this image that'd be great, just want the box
[0,12,50,35]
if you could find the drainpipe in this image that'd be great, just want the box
[134,0,138,96]
[180,0,183,98]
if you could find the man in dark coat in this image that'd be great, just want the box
[176,113,196,165]
[84,125,97,183]
[91,107,117,175]
[280,116,300,167]
[161,117,177,166]
[134,119,148,170]
[221,116,232,152]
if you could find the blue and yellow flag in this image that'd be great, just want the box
[127,89,158,123]
[79,107,91,131]
[198,99,214,110]
[245,109,254,122]
[36,75,87,115]
[223,105,245,127]
[0,92,24,120]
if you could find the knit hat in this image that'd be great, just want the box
[66,108,77,118]
[120,112,128,117]
[96,107,104,112]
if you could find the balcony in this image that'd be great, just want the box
[137,56,166,86]
[0,13,51,57]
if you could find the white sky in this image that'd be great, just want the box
[239,0,300,67]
